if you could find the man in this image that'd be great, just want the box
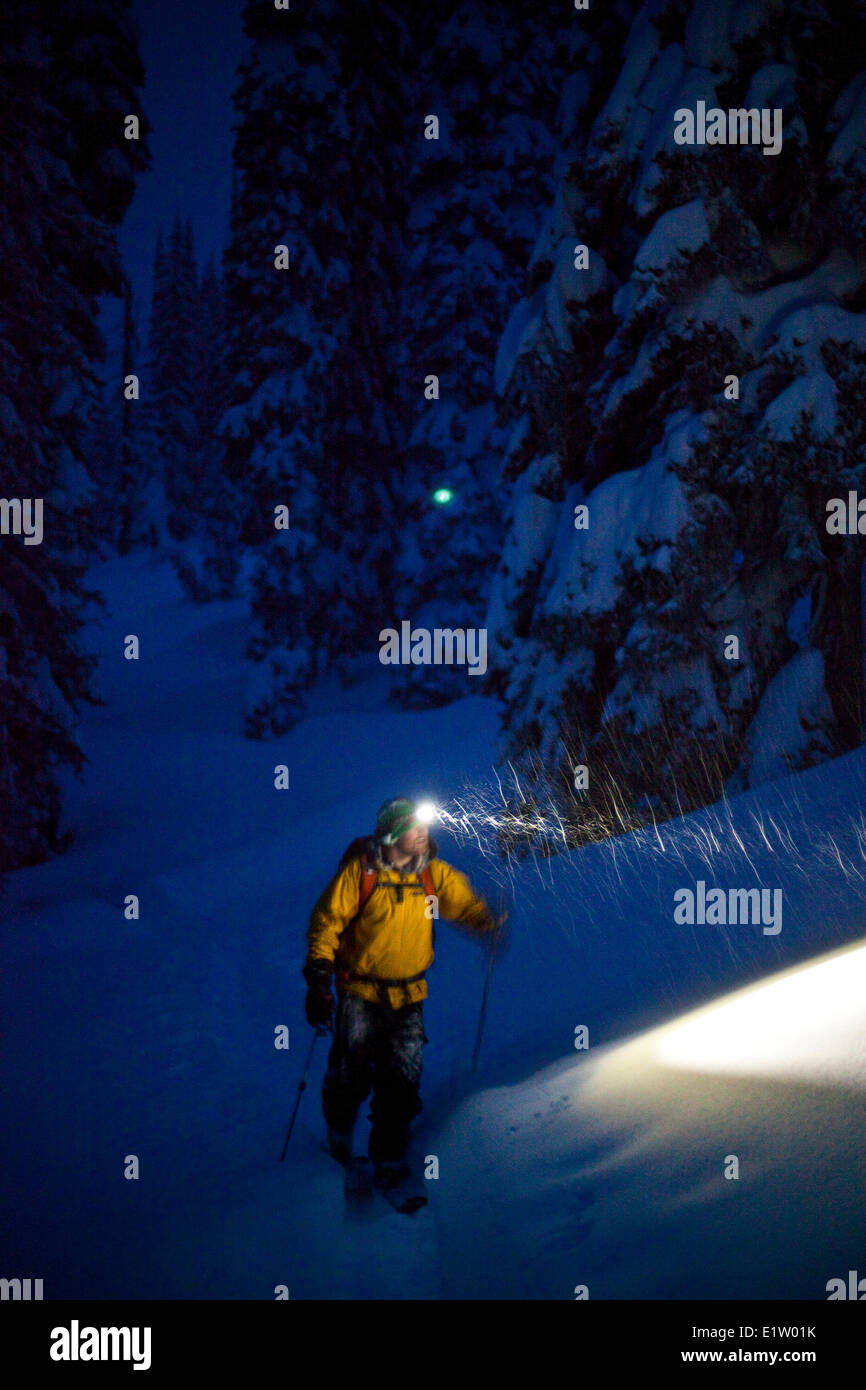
[304,796,503,1192]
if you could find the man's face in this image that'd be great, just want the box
[394,822,428,857]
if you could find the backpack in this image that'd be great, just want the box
[339,836,436,925]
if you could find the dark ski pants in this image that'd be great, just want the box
[322,994,426,1164]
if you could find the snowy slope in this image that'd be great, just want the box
[2,553,865,1298]
[435,938,866,1299]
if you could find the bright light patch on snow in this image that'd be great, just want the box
[654,941,866,1086]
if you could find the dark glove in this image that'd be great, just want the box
[303,960,334,1028]
[484,912,510,960]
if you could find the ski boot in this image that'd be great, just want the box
[372,1159,410,1193]
[372,1159,427,1213]
[326,1125,353,1165]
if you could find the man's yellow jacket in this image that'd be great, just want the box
[307,840,495,1009]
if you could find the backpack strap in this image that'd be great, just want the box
[336,855,438,1010]
[356,852,379,918]
[353,854,435,918]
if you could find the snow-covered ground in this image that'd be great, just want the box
[436,939,866,1299]
[2,553,865,1298]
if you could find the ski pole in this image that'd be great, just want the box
[471,891,505,1073]
[279,1024,328,1162]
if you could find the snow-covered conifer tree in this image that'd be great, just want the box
[311,2,413,674]
[171,254,236,600]
[145,216,200,544]
[0,0,148,874]
[221,0,347,734]
[489,0,866,841]
[391,2,569,707]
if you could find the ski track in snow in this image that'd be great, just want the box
[2,553,866,1299]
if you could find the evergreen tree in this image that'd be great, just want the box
[312,1,413,676]
[81,379,122,552]
[171,253,237,600]
[146,215,199,544]
[0,0,148,875]
[224,0,576,730]
[137,229,173,548]
[392,1,570,706]
[488,0,866,844]
[196,256,227,458]
[222,0,370,735]
[88,273,152,556]
[117,275,143,552]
